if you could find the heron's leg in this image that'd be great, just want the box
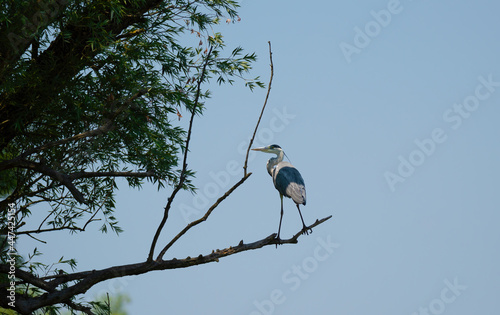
[276,194,284,247]
[296,204,311,235]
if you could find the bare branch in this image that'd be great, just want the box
[26,233,47,244]
[156,172,252,260]
[6,215,331,314]
[147,47,214,262]
[243,41,274,176]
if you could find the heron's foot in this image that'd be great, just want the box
[301,225,313,235]
[274,235,283,248]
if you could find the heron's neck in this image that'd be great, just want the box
[266,151,284,176]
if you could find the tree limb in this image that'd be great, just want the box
[0,264,54,292]
[15,159,87,204]
[5,215,332,314]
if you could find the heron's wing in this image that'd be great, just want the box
[273,162,306,205]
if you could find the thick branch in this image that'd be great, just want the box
[5,215,331,314]
[0,264,53,292]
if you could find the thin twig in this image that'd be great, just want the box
[18,225,85,235]
[26,233,47,244]
[147,46,214,262]
[243,41,274,176]
[69,170,155,180]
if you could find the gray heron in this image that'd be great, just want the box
[252,144,311,243]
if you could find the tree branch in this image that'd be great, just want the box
[6,215,331,314]
[156,172,252,260]
[15,159,87,204]
[147,47,213,262]
[69,170,155,180]
[17,225,85,235]
[0,264,54,292]
[243,41,274,176]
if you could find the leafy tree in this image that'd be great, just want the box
[60,293,131,315]
[0,0,330,314]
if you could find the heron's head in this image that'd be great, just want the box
[251,144,283,155]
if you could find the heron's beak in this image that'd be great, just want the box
[251,147,266,152]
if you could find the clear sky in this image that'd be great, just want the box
[17,0,500,314]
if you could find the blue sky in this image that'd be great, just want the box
[17,0,500,314]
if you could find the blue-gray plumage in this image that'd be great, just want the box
[273,163,306,206]
[252,144,311,243]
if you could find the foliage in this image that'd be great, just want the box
[0,0,263,313]
[60,293,131,315]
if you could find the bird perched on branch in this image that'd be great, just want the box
[252,144,311,243]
